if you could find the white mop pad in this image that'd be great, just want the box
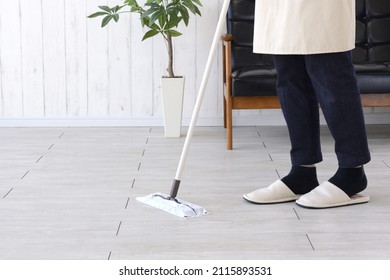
[136,193,207,218]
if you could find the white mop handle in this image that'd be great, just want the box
[174,0,231,181]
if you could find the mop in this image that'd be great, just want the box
[136,0,231,217]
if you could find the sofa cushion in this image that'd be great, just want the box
[232,67,277,97]
[231,64,390,97]
[366,0,390,17]
[355,63,390,93]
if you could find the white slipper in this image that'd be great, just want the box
[243,179,299,204]
[295,181,369,209]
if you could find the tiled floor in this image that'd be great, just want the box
[0,125,389,260]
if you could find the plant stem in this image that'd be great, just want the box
[166,32,174,78]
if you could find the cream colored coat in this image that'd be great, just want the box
[253,0,356,54]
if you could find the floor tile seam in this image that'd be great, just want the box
[289,203,317,252]
[109,127,152,260]
[305,233,316,251]
[289,205,317,252]
[256,128,280,166]
[2,130,66,200]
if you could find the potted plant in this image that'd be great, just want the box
[88,0,202,137]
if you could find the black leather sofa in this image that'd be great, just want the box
[222,0,390,149]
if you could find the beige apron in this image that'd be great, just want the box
[253,0,356,55]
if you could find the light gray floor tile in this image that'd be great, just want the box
[0,125,389,260]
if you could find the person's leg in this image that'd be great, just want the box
[273,55,321,194]
[243,55,321,204]
[304,51,371,198]
[273,55,323,167]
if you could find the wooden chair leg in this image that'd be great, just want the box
[223,94,227,129]
[226,96,233,150]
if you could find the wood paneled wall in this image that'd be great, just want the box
[0,1,225,120]
[0,0,388,126]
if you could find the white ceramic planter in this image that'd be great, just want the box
[161,77,185,137]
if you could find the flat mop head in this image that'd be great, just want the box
[136,193,207,218]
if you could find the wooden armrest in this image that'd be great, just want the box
[221,34,232,87]
[221,34,233,42]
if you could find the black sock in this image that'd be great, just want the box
[328,166,367,197]
[281,165,319,195]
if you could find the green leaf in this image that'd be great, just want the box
[112,5,124,13]
[88,11,109,18]
[113,14,120,22]
[182,0,196,14]
[142,29,159,41]
[142,6,160,19]
[177,6,189,25]
[149,10,164,27]
[125,0,139,7]
[158,11,167,29]
[182,0,201,16]
[167,15,181,29]
[141,16,149,28]
[192,0,203,7]
[168,30,182,37]
[98,6,112,13]
[193,5,201,16]
[101,15,113,27]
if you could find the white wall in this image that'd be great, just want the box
[0,0,389,127]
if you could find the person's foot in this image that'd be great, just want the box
[243,165,319,204]
[328,166,367,197]
[295,166,369,209]
[281,165,319,194]
[243,179,300,204]
[295,181,369,209]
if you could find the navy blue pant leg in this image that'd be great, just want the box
[273,51,371,168]
[273,55,323,166]
[304,51,371,167]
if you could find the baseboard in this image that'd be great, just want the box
[0,116,284,127]
[0,113,389,127]
[363,113,390,125]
